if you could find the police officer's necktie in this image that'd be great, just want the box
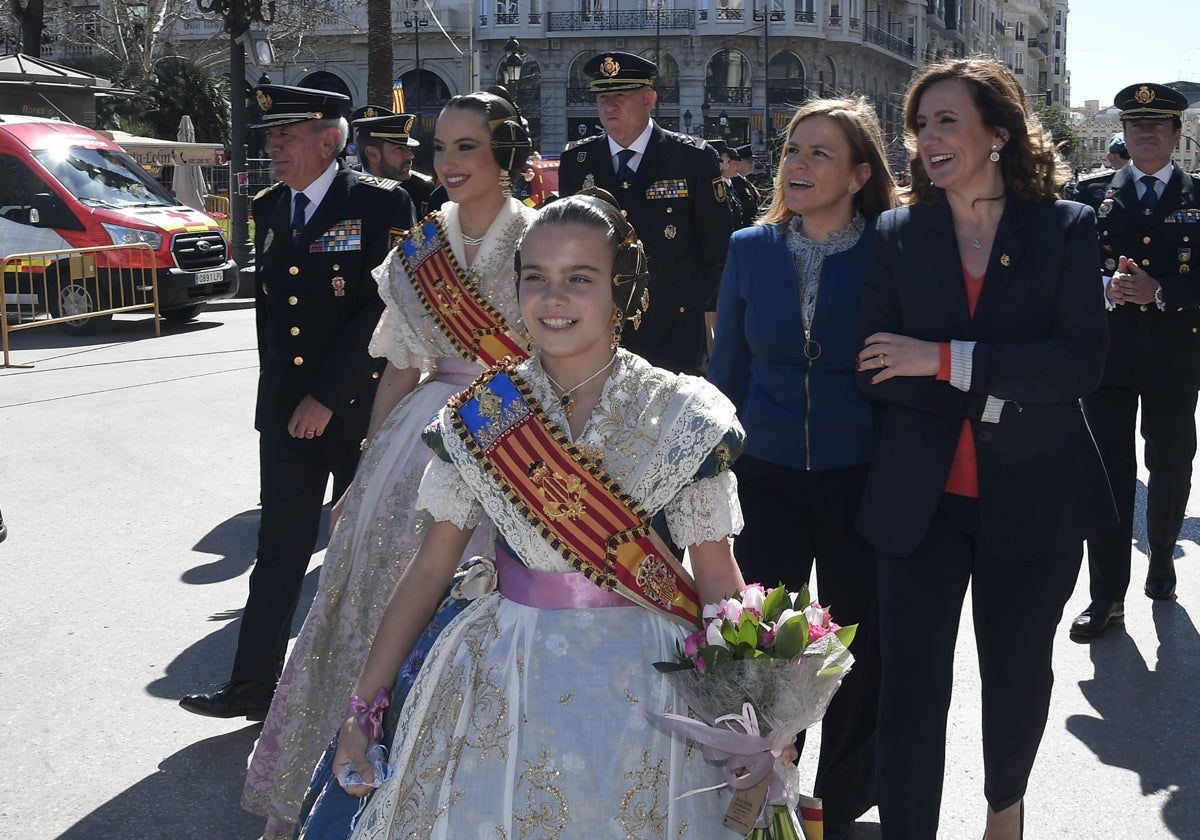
[615,149,636,189]
[1139,174,1159,215]
[292,192,310,244]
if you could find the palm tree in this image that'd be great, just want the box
[366,0,394,108]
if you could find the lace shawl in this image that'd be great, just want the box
[368,198,535,370]
[417,350,744,569]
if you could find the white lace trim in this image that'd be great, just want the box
[367,199,534,370]
[417,455,483,530]
[418,350,742,570]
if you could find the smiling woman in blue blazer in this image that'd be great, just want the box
[855,59,1116,840]
[709,97,897,840]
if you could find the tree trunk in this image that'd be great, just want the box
[366,0,394,108]
[10,0,45,57]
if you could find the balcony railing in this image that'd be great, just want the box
[768,85,809,105]
[705,86,753,105]
[717,6,745,20]
[547,9,695,30]
[1027,37,1046,55]
[794,9,815,22]
[496,12,518,24]
[864,22,915,59]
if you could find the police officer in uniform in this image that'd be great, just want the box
[180,85,415,718]
[1069,82,1200,640]
[731,143,763,226]
[559,51,732,375]
[710,138,748,229]
[1106,131,1130,172]
[353,110,438,218]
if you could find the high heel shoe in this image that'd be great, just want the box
[982,799,1023,840]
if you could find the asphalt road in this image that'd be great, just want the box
[0,307,1195,839]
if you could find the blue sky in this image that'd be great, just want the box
[1067,0,1199,107]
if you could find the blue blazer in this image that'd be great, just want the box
[855,198,1117,558]
[709,221,877,471]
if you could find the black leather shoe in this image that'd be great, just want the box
[1145,558,1177,600]
[1069,601,1124,641]
[179,681,274,720]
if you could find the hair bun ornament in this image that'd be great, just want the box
[491,118,533,173]
[485,84,520,116]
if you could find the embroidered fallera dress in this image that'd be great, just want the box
[243,198,537,839]
[342,351,747,840]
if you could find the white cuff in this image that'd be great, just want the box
[1102,275,1114,311]
[981,395,1005,424]
[949,340,975,392]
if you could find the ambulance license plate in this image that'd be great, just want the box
[194,269,223,286]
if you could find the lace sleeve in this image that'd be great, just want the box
[416,456,484,529]
[663,470,744,548]
[367,252,428,370]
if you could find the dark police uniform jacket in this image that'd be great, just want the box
[1072,164,1200,393]
[730,174,761,228]
[252,164,415,434]
[402,170,437,219]
[559,124,733,374]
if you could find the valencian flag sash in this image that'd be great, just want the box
[448,363,702,626]
[399,214,530,366]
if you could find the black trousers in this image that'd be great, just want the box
[1083,387,1197,602]
[733,456,880,827]
[230,421,363,687]
[875,494,1081,840]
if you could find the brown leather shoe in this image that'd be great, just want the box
[179,681,274,720]
[1069,601,1124,642]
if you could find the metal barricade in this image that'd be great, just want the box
[1,243,160,368]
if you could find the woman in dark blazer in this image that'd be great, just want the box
[854,59,1115,840]
[709,97,896,840]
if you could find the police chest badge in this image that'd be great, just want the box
[713,178,727,203]
[331,276,346,296]
[1098,199,1114,219]
[582,173,596,190]
[664,224,677,240]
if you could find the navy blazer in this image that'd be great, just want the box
[855,197,1116,558]
[560,123,732,374]
[709,221,876,471]
[253,164,414,434]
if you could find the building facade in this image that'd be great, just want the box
[40,0,1072,167]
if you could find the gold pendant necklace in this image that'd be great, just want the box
[542,353,616,418]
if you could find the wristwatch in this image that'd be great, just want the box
[1153,282,1165,310]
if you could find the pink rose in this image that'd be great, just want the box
[740,584,766,616]
[683,628,706,658]
[721,598,744,625]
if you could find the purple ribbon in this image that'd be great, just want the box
[650,703,798,827]
[347,687,390,740]
[495,545,635,610]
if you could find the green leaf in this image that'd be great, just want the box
[652,659,696,673]
[773,613,810,659]
[798,583,812,609]
[735,617,759,648]
[835,623,858,649]
[761,585,791,623]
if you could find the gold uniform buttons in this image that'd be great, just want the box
[290,326,300,336]
[666,207,673,214]
[371,371,381,379]
[1140,305,1149,312]
[333,264,341,271]
[349,398,356,405]
[1143,236,1152,245]
[1193,327,1198,334]
[288,295,299,305]
[293,356,304,366]
[678,306,686,313]
[1142,259,1151,267]
[289,266,300,276]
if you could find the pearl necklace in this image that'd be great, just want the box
[542,353,616,418]
[461,231,486,247]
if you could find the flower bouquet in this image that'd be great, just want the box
[651,583,856,840]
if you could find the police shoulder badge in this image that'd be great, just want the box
[713,178,727,203]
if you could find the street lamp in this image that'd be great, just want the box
[501,37,523,86]
[403,3,430,115]
[682,109,692,134]
[197,0,275,273]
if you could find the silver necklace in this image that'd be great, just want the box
[542,353,616,418]
[461,231,486,247]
